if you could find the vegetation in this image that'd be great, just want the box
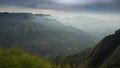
[51,29,120,68]
[0,13,120,68]
[0,13,95,57]
[0,46,52,68]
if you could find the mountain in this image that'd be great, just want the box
[86,29,120,68]
[55,15,120,40]
[58,29,120,68]
[0,12,95,57]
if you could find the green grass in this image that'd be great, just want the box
[0,47,52,68]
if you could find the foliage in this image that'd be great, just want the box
[0,47,52,68]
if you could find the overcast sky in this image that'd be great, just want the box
[0,0,120,14]
[0,0,120,37]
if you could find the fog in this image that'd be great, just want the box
[53,12,120,39]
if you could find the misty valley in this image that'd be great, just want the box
[0,13,120,68]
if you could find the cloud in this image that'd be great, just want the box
[0,0,119,12]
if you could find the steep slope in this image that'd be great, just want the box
[100,45,120,68]
[61,48,92,68]
[0,12,95,57]
[86,29,120,68]
[59,29,120,68]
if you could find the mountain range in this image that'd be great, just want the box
[0,12,95,57]
[0,12,120,68]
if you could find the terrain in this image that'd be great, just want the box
[0,12,120,68]
[0,12,95,57]
[59,29,120,68]
[0,47,52,68]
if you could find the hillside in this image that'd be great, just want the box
[0,12,95,57]
[0,46,52,68]
[58,29,120,68]
[87,29,120,68]
[100,45,120,68]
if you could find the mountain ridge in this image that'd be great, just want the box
[59,29,120,68]
[87,29,120,67]
[0,12,95,57]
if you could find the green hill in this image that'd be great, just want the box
[0,46,52,68]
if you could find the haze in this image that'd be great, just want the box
[0,0,120,38]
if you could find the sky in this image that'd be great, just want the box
[0,0,120,38]
[0,0,119,14]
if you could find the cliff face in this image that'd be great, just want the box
[87,29,120,68]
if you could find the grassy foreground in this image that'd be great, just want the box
[0,46,52,68]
